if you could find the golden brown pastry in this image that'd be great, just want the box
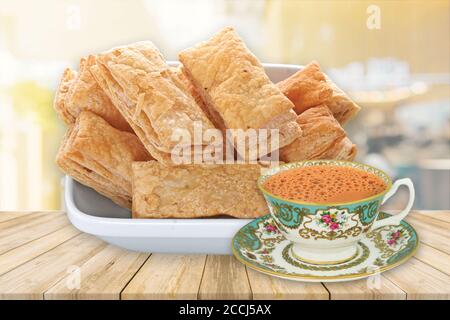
[277,61,361,125]
[277,61,333,114]
[56,111,152,208]
[279,105,357,162]
[132,161,268,218]
[178,26,301,155]
[320,137,357,161]
[323,74,361,126]
[90,42,217,164]
[54,57,132,132]
[54,68,78,124]
[173,65,207,111]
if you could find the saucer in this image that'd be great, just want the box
[232,212,418,282]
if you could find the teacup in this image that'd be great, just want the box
[257,160,415,265]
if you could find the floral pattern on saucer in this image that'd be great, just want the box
[232,212,418,282]
[387,229,405,246]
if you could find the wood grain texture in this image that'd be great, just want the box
[0,212,68,255]
[0,211,449,300]
[415,210,450,223]
[414,243,450,275]
[0,225,80,276]
[406,215,450,254]
[0,212,34,223]
[0,233,106,300]
[45,245,148,300]
[122,254,206,300]
[324,276,405,300]
[198,256,252,300]
[382,258,450,300]
[246,268,329,299]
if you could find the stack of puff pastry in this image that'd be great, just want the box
[55,26,360,218]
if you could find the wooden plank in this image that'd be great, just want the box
[0,212,68,255]
[122,254,206,300]
[0,233,106,300]
[198,256,252,300]
[0,225,80,276]
[0,211,54,231]
[382,258,450,300]
[414,243,450,275]
[45,245,148,300]
[246,268,329,300]
[0,211,62,215]
[0,212,33,223]
[324,276,406,300]
[405,215,450,254]
[415,211,450,223]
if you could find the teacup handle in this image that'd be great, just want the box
[370,178,415,230]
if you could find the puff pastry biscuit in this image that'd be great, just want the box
[278,61,361,125]
[54,68,78,124]
[132,161,268,218]
[54,57,132,132]
[90,42,217,164]
[320,136,357,161]
[277,61,333,114]
[178,27,301,153]
[324,74,361,126]
[56,111,152,208]
[280,105,357,162]
[173,65,207,112]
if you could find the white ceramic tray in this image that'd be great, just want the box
[64,62,301,254]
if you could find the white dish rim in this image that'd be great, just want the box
[65,177,253,238]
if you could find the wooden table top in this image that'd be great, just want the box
[0,210,448,300]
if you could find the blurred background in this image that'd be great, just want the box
[0,0,449,211]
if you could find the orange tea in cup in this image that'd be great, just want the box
[263,165,387,204]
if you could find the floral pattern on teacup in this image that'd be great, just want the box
[299,208,361,240]
[316,209,348,231]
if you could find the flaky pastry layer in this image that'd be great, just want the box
[178,27,301,151]
[56,111,151,208]
[280,105,357,162]
[54,68,78,124]
[132,161,268,218]
[277,61,333,114]
[277,61,361,125]
[54,57,132,132]
[90,41,216,164]
[323,74,361,126]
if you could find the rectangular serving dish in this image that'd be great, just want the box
[64,62,301,254]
